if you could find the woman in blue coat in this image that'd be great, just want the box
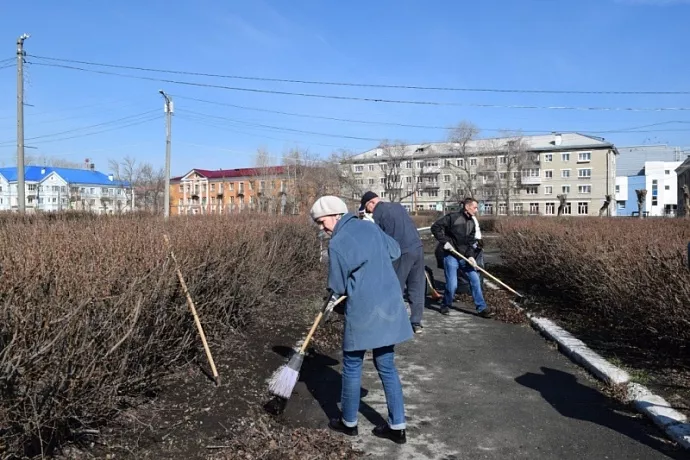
[310,195,413,444]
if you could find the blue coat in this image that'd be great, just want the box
[327,213,414,352]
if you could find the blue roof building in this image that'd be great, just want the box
[0,166,132,213]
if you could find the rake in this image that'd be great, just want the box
[424,270,443,301]
[447,246,524,302]
[268,293,347,399]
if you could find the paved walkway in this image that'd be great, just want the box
[347,257,682,459]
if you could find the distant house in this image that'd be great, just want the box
[676,156,690,218]
[615,161,681,217]
[0,166,131,213]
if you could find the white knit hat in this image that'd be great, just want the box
[310,196,348,220]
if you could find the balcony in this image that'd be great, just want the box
[521,176,542,185]
[420,167,441,175]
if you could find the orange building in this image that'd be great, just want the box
[170,167,291,215]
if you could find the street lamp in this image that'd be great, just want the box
[159,90,173,219]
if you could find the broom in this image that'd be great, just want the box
[424,270,443,301]
[268,294,347,399]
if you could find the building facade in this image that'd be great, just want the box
[615,161,682,217]
[341,132,619,217]
[170,167,290,215]
[676,156,690,218]
[0,166,131,213]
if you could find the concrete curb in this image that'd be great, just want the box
[496,291,690,449]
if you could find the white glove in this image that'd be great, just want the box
[467,257,477,268]
[443,242,454,252]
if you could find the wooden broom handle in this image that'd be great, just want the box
[299,295,347,354]
[163,234,221,386]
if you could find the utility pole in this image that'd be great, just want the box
[159,90,173,219]
[16,34,29,213]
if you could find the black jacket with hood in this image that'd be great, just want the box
[430,211,480,269]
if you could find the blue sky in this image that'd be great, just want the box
[0,0,688,176]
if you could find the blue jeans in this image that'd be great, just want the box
[443,254,487,312]
[341,345,406,430]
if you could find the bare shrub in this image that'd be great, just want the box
[0,213,322,456]
[495,217,690,354]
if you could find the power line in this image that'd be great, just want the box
[24,115,161,146]
[172,94,690,135]
[28,54,690,96]
[27,61,690,112]
[0,110,159,145]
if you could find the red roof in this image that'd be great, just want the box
[172,166,286,182]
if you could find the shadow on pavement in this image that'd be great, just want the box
[516,367,684,459]
[270,345,386,428]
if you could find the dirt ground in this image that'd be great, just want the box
[51,309,362,460]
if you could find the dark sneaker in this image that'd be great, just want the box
[412,323,423,334]
[440,306,450,315]
[372,424,407,444]
[478,309,495,318]
[328,418,358,436]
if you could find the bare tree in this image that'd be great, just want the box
[683,185,690,219]
[109,155,141,211]
[598,194,612,217]
[252,147,283,213]
[635,189,647,218]
[557,194,568,216]
[446,122,480,200]
[282,148,342,214]
[139,163,166,214]
[25,155,83,169]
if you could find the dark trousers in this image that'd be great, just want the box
[393,246,425,325]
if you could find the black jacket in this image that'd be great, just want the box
[372,202,422,255]
[430,211,480,269]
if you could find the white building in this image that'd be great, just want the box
[0,166,132,213]
[615,161,681,217]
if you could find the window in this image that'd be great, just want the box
[529,203,539,215]
[544,170,553,179]
[617,201,625,210]
[523,168,540,178]
[578,202,589,215]
[368,164,375,171]
[28,184,37,191]
[561,169,571,178]
[665,185,670,190]
[179,184,183,192]
[562,202,572,215]
[499,156,507,164]
[652,179,658,206]
[545,202,555,215]
[578,185,592,194]
[578,152,591,163]
[405,176,412,183]
[543,154,553,162]
[499,172,507,180]
[369,178,375,185]
[665,170,670,175]
[525,186,538,195]
[443,175,451,183]
[470,158,477,166]
[498,203,507,215]
[444,189,451,197]
[562,153,570,162]
[485,157,496,166]
[380,177,386,184]
[544,186,553,195]
[428,190,439,197]
[484,203,494,215]
[578,168,592,179]
[615,185,620,193]
[406,161,412,169]
[562,185,571,194]
[513,203,523,215]
[354,165,363,172]
[456,159,464,167]
[229,183,234,191]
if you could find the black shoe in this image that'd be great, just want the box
[328,418,358,436]
[440,306,450,315]
[372,424,406,444]
[478,308,495,318]
[412,323,423,334]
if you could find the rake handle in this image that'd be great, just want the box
[163,234,221,386]
[448,247,523,298]
[424,271,441,297]
[299,296,347,354]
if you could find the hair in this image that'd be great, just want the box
[462,197,478,206]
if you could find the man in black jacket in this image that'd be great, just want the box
[430,198,494,318]
[360,191,425,334]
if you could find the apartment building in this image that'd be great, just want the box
[615,161,682,217]
[0,166,131,213]
[170,167,289,215]
[341,132,619,216]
